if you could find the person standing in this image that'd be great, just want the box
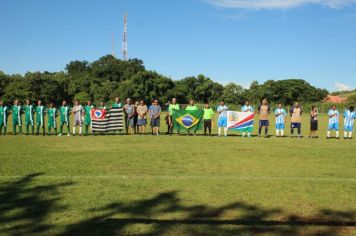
[149,100,161,136]
[47,102,57,136]
[309,106,318,138]
[203,103,214,136]
[0,100,8,135]
[98,101,107,109]
[343,106,356,139]
[35,100,46,136]
[24,99,35,135]
[112,97,122,108]
[258,99,271,137]
[11,99,22,135]
[84,100,94,136]
[134,101,139,134]
[241,101,254,137]
[124,98,135,135]
[136,100,148,134]
[290,102,303,138]
[327,105,340,139]
[168,98,180,134]
[186,99,199,135]
[72,100,84,136]
[217,101,228,137]
[58,100,71,136]
[274,103,286,137]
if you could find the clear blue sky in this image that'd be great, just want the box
[1,0,355,91]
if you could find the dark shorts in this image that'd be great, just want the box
[291,123,301,129]
[259,120,269,127]
[310,120,318,131]
[151,118,160,127]
[137,119,147,126]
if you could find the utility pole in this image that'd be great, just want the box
[122,13,128,61]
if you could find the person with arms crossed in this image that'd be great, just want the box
[24,99,35,135]
[0,100,8,135]
[258,99,271,137]
[274,103,286,137]
[47,102,57,136]
[58,100,71,136]
[11,99,22,135]
[203,102,214,136]
[217,101,228,137]
[72,100,84,136]
[136,100,148,134]
[149,100,161,136]
[343,106,356,139]
[241,101,254,137]
[35,100,46,136]
[290,102,303,138]
[309,106,318,138]
[327,105,340,139]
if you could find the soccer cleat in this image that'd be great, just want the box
[58,134,62,136]
[67,134,70,137]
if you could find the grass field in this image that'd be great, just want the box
[0,113,355,235]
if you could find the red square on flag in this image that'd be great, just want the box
[91,109,106,120]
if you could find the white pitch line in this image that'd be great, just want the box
[0,175,356,182]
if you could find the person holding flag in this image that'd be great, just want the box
[186,99,199,135]
[0,100,8,135]
[168,98,180,134]
[343,106,355,139]
[258,99,271,137]
[112,97,122,108]
[327,105,340,139]
[11,99,22,135]
[72,100,83,136]
[274,103,287,137]
[241,101,254,137]
[290,102,303,138]
[84,100,94,136]
[58,100,71,136]
[217,101,228,137]
[47,102,57,135]
[24,99,35,135]
[35,100,46,136]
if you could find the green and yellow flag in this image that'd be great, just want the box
[172,109,204,132]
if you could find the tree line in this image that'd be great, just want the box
[0,55,329,106]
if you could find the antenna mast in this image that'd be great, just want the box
[122,13,128,61]
[112,33,115,57]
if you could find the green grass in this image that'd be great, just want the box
[0,114,355,235]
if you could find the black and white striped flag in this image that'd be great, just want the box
[91,108,125,132]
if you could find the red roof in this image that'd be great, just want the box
[324,95,348,104]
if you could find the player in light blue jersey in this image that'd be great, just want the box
[217,101,228,137]
[241,101,254,137]
[327,105,340,139]
[343,106,355,139]
[274,103,287,137]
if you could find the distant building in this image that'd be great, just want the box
[324,95,348,104]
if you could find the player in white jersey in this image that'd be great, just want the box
[327,105,340,139]
[343,106,355,139]
[241,101,254,137]
[72,100,83,136]
[274,103,287,137]
[217,101,228,137]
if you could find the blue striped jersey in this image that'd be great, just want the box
[344,110,356,127]
[241,105,254,112]
[274,108,286,124]
[328,109,339,124]
[217,105,228,118]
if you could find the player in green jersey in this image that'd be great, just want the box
[24,99,35,135]
[83,100,94,136]
[112,97,122,108]
[47,102,57,135]
[35,100,46,136]
[58,100,71,136]
[11,99,22,135]
[0,100,8,135]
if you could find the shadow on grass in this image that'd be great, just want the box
[60,191,356,236]
[0,173,74,235]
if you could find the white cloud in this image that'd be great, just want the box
[334,82,353,91]
[206,0,356,10]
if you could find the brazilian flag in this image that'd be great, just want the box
[172,109,204,132]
